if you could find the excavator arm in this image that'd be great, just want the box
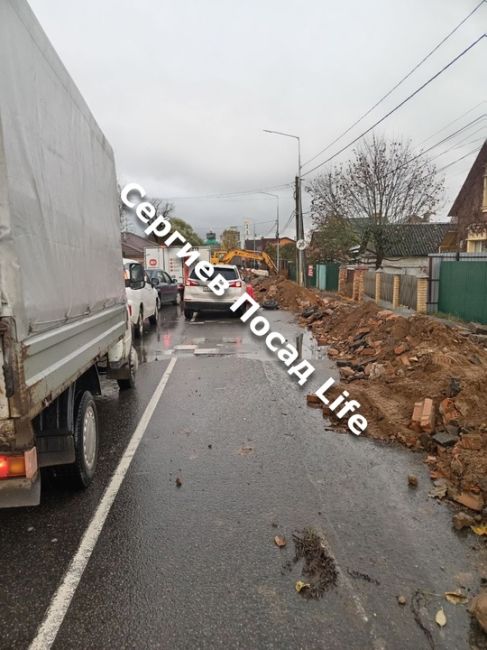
[215,249,278,274]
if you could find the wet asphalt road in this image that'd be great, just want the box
[0,304,486,649]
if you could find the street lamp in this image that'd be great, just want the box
[263,129,304,285]
[259,192,280,272]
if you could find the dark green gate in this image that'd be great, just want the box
[315,263,339,291]
[438,261,487,323]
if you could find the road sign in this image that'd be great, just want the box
[296,239,307,251]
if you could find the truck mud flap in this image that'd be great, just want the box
[0,473,40,508]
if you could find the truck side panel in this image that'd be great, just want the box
[0,0,125,341]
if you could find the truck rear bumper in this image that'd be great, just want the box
[184,301,234,312]
[0,473,40,508]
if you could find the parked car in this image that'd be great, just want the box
[183,264,247,319]
[123,259,159,337]
[146,268,181,306]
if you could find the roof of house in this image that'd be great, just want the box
[121,231,159,259]
[363,222,452,257]
[449,140,487,218]
[312,220,451,257]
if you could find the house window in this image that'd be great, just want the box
[470,239,487,253]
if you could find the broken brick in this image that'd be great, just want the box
[420,398,435,433]
[411,401,424,432]
[453,491,484,512]
[439,398,461,427]
[460,433,482,450]
[394,343,409,356]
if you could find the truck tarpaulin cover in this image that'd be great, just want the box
[0,0,125,339]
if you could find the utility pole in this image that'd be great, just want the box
[295,176,305,286]
[275,204,280,273]
[263,129,304,285]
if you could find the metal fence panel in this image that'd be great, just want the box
[364,271,375,298]
[438,261,487,323]
[325,263,339,291]
[382,273,393,303]
[399,275,417,309]
[428,252,487,313]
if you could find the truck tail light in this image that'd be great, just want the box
[185,278,199,286]
[0,448,37,480]
[0,455,25,479]
[229,280,241,288]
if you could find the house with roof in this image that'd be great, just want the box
[311,220,451,276]
[358,222,452,275]
[441,140,487,252]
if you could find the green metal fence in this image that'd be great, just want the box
[438,261,487,323]
[314,263,339,291]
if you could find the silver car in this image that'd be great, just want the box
[183,264,247,320]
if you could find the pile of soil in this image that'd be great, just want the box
[258,277,487,509]
[252,276,322,311]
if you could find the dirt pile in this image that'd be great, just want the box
[297,293,487,509]
[252,275,322,311]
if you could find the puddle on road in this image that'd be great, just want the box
[133,310,329,367]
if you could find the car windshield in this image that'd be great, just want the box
[190,266,238,281]
[145,269,159,278]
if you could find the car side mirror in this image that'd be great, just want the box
[171,278,177,284]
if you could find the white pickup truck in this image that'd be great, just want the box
[0,0,137,507]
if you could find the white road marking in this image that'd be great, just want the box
[29,357,178,650]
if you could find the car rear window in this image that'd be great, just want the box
[189,266,239,280]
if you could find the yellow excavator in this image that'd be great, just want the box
[210,248,278,274]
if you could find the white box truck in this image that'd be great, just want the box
[0,0,136,507]
[145,245,212,295]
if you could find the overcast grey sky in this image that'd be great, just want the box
[29,0,486,240]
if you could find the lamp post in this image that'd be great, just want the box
[259,192,280,272]
[263,129,304,285]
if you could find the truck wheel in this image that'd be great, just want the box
[134,310,143,338]
[184,309,193,320]
[117,348,137,390]
[61,391,98,488]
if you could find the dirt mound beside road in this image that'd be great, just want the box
[252,276,322,311]
[288,285,487,509]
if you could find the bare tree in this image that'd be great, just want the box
[151,198,175,220]
[306,135,444,268]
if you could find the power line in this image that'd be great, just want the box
[158,183,291,201]
[301,34,487,178]
[437,145,483,171]
[302,1,486,169]
[419,99,487,145]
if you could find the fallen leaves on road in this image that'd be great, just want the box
[175,477,182,487]
[444,591,468,605]
[435,608,447,627]
[295,580,310,593]
[293,528,337,600]
[238,446,253,456]
[471,523,487,536]
[428,483,447,499]
[274,535,287,548]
